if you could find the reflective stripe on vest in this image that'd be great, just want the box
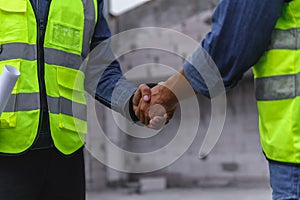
[47,96,87,121]
[0,43,83,70]
[0,43,36,61]
[4,93,40,112]
[268,28,300,50]
[3,94,86,121]
[255,73,300,100]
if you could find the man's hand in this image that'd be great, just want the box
[132,84,151,125]
[132,83,178,129]
[147,83,178,124]
[132,70,192,129]
[133,70,195,129]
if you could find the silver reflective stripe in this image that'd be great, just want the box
[269,28,300,50]
[3,93,87,121]
[3,93,40,112]
[0,43,36,61]
[82,0,97,58]
[0,43,83,70]
[47,96,87,121]
[44,48,83,70]
[255,73,300,100]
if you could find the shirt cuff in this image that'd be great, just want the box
[183,61,210,97]
[183,46,226,98]
[111,78,137,121]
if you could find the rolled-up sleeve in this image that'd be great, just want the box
[183,0,284,97]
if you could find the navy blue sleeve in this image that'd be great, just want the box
[183,0,284,97]
[90,0,112,50]
[91,0,137,117]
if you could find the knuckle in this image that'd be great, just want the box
[139,84,147,89]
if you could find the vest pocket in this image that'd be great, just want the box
[0,112,16,128]
[48,21,83,54]
[58,114,87,134]
[57,66,86,104]
[56,66,87,133]
[0,60,20,128]
[0,0,28,44]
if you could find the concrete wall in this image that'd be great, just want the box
[112,0,217,32]
[86,0,269,190]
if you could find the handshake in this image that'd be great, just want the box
[131,70,193,129]
[132,83,177,129]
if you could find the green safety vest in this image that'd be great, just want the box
[0,0,98,155]
[253,0,300,163]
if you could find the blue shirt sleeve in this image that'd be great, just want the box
[91,0,137,118]
[183,0,284,97]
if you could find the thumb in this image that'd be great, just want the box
[141,85,151,102]
[132,84,151,106]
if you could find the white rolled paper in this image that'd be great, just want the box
[0,65,20,115]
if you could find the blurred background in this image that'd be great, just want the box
[85,0,271,199]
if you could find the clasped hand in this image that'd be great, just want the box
[132,83,178,129]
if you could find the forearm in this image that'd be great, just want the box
[89,0,137,118]
[95,65,137,115]
[162,70,195,103]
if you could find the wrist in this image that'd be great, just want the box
[128,95,140,122]
[159,83,178,106]
[163,70,194,101]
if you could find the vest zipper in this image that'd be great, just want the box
[38,18,49,130]
[29,0,53,148]
[38,19,47,113]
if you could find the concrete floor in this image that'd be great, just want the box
[87,185,272,200]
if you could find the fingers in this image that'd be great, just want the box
[148,115,167,130]
[132,83,178,128]
[165,108,176,124]
[132,84,151,107]
[132,84,152,125]
[134,98,151,125]
[148,104,166,119]
[142,87,151,101]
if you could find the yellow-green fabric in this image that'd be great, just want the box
[0,0,97,155]
[253,0,300,163]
